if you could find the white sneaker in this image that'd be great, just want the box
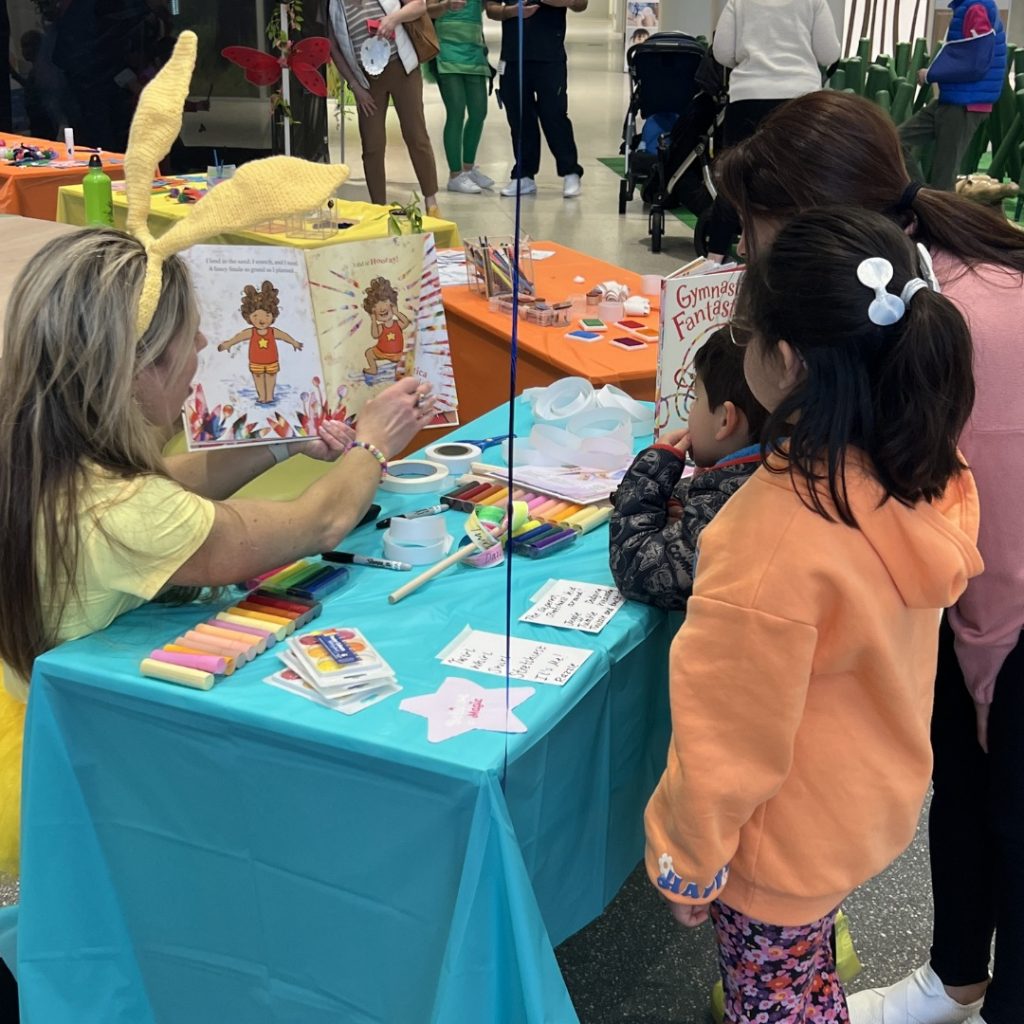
[447,172,482,194]
[500,177,536,197]
[846,964,985,1024]
[468,167,495,190]
[562,173,582,198]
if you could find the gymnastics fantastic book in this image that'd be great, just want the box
[655,259,743,438]
[181,233,459,449]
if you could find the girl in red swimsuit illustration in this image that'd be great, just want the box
[218,281,304,404]
[363,277,412,377]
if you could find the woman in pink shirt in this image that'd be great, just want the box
[715,90,1024,1024]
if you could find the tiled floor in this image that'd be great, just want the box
[0,28,940,1023]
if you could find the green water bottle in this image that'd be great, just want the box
[82,152,114,227]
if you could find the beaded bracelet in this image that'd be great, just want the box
[347,439,388,474]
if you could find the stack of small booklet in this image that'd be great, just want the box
[264,626,401,714]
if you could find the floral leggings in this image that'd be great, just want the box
[711,902,849,1023]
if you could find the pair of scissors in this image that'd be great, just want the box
[453,434,515,451]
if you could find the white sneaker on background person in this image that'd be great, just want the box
[500,177,536,197]
[562,173,582,198]
[447,172,482,194]
[846,963,985,1024]
[468,167,495,190]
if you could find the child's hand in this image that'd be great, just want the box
[660,428,691,456]
[292,340,304,351]
[664,898,710,928]
[217,340,229,352]
[303,420,357,463]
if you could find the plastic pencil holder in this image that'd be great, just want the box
[465,236,534,297]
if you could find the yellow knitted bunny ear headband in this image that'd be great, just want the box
[126,31,350,336]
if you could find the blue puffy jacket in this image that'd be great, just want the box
[930,0,1006,106]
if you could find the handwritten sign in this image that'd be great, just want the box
[520,579,624,634]
[436,627,592,686]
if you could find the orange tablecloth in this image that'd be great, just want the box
[0,134,125,221]
[442,242,657,426]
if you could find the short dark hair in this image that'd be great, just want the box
[737,206,975,526]
[693,326,769,441]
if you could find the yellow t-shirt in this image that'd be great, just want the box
[0,469,214,875]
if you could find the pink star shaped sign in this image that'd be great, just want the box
[400,676,535,742]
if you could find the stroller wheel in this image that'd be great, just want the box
[650,207,665,253]
[618,178,628,216]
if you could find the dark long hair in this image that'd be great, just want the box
[717,90,1024,274]
[738,207,975,526]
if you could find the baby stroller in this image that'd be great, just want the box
[619,32,728,253]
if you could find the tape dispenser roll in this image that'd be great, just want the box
[424,441,483,477]
[379,459,450,494]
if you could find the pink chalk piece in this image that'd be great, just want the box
[151,649,229,675]
[399,676,534,742]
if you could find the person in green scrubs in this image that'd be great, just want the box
[426,0,493,194]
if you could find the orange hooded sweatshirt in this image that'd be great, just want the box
[644,454,982,926]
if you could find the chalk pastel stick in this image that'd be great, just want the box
[232,603,296,627]
[287,566,348,601]
[140,657,214,691]
[247,593,320,617]
[260,559,317,589]
[552,504,585,522]
[566,505,613,534]
[151,649,230,676]
[165,641,230,663]
[512,518,543,537]
[175,635,239,669]
[195,623,260,659]
[531,499,564,518]
[202,619,271,650]
[194,621,264,651]
[216,611,287,642]
[478,486,510,507]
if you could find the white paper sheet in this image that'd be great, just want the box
[436,627,592,686]
[520,580,624,634]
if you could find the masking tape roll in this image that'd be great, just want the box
[387,515,451,545]
[380,459,450,494]
[424,441,483,476]
[382,531,454,565]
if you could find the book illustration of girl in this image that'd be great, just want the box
[217,281,304,405]
[363,277,412,378]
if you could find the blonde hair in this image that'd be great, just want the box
[0,228,198,680]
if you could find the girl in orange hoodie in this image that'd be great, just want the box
[644,207,983,1023]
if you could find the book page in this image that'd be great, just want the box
[655,267,744,438]
[304,232,459,427]
[181,245,325,448]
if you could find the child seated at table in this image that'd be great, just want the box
[609,326,767,609]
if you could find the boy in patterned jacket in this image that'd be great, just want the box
[609,326,767,610]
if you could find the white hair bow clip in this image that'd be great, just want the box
[858,258,906,326]
[857,257,931,327]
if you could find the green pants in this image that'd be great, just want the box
[898,100,988,191]
[437,72,488,174]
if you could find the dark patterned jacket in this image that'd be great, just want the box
[609,444,762,611]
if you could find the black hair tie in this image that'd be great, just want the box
[894,181,924,213]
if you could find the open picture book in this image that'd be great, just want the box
[181,232,459,449]
[656,257,743,438]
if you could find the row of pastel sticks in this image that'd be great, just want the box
[258,559,349,600]
[441,480,613,558]
[139,591,322,692]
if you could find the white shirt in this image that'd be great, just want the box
[713,0,841,103]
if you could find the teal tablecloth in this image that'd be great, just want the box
[17,400,671,1024]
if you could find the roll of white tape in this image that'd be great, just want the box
[424,441,483,476]
[379,459,450,494]
[595,384,655,436]
[387,515,450,545]
[382,531,453,565]
[641,274,663,297]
